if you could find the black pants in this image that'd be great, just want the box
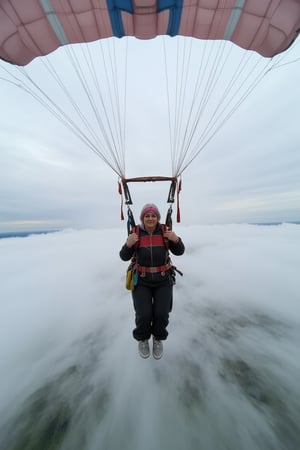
[132,281,173,341]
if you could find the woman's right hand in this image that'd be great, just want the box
[126,232,139,248]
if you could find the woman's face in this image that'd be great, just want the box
[143,213,158,232]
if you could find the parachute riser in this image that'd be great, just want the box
[122,180,133,205]
[126,206,136,236]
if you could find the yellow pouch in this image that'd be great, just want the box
[126,266,134,290]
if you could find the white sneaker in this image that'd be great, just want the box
[138,340,150,359]
[153,337,163,360]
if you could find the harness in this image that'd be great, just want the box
[131,225,183,278]
[119,178,183,287]
[131,224,169,276]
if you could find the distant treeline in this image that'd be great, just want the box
[0,230,59,240]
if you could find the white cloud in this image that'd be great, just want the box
[0,224,299,449]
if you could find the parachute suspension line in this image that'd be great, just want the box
[179,56,276,173]
[197,54,264,144]
[163,36,199,177]
[109,39,127,173]
[161,2,300,177]
[178,39,249,174]
[162,37,176,176]
[167,38,229,176]
[97,39,129,180]
[54,0,126,176]
[173,39,229,174]
[172,38,192,177]
[270,56,300,70]
[59,40,126,177]
[61,0,127,176]
[180,44,250,165]
[122,38,129,178]
[95,40,124,174]
[267,39,300,70]
[193,2,252,117]
[93,38,127,177]
[93,39,126,176]
[16,60,123,177]
[162,39,187,223]
[164,30,283,177]
[174,38,209,169]
[0,51,125,177]
[175,38,196,176]
[40,55,105,153]
[171,40,182,176]
[202,54,274,139]
[65,44,120,163]
[0,5,129,178]
[163,5,232,176]
[6,65,117,170]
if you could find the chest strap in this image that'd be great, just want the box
[134,262,172,275]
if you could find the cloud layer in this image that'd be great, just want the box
[0,224,299,449]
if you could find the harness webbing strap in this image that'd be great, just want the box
[134,262,172,274]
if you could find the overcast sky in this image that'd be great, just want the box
[0,36,299,232]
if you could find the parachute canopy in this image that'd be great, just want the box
[1,0,300,66]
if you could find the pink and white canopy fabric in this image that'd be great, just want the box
[0,0,300,66]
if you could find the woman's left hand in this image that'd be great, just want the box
[163,228,180,243]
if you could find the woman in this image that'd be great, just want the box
[119,204,185,359]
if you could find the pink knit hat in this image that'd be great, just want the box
[140,204,161,221]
